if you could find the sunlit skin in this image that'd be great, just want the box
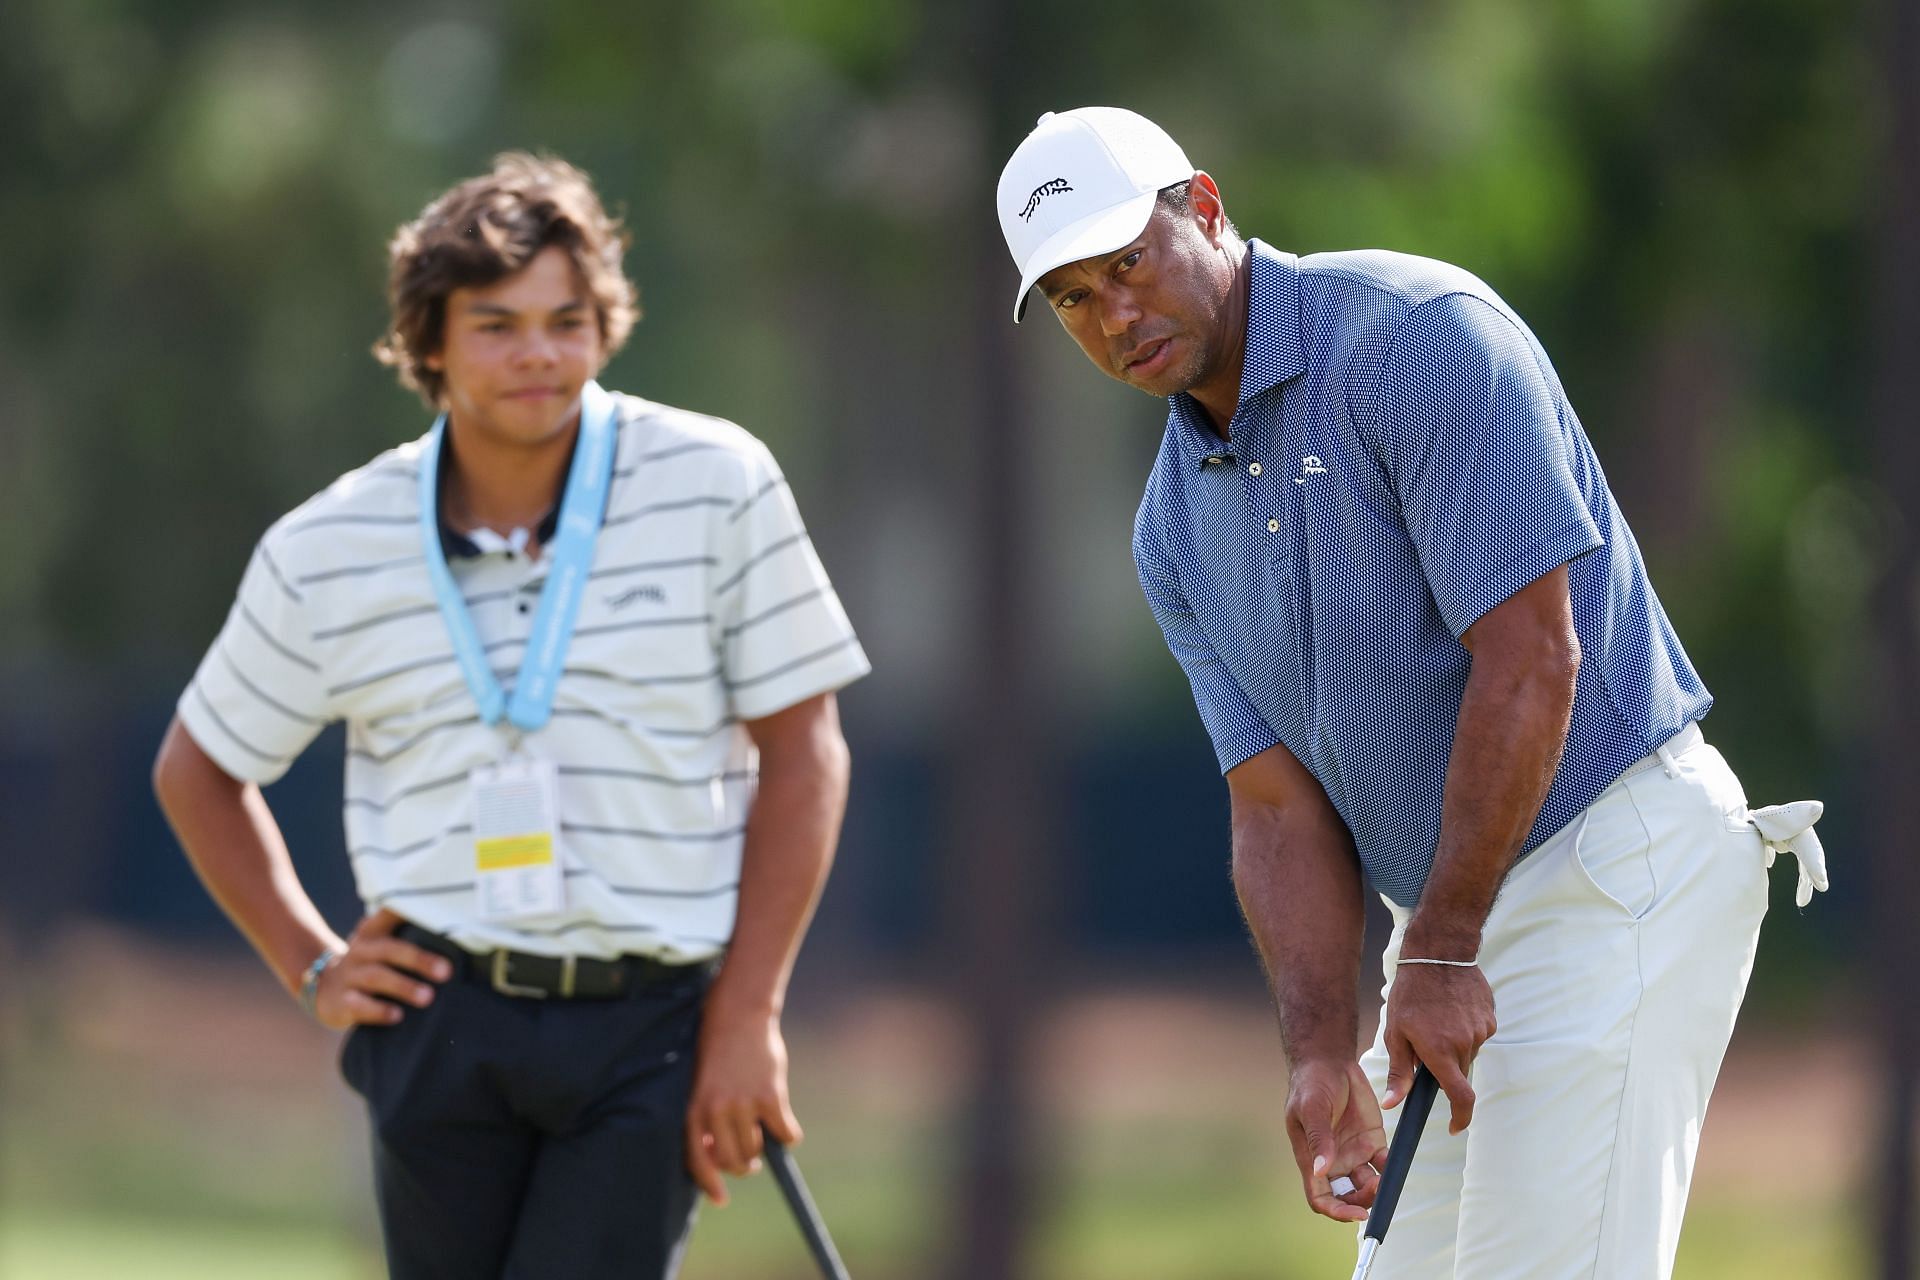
[1037,170,1577,1230]
[1036,171,1251,436]
[416,242,838,1212]
[425,244,606,544]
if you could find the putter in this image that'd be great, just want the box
[762,1130,852,1280]
[1350,1064,1440,1280]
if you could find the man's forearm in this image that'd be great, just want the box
[1405,641,1578,960]
[152,718,339,994]
[1232,800,1368,1064]
[709,705,851,1018]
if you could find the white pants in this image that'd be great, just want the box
[1360,725,1773,1280]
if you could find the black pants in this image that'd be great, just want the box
[340,959,709,1280]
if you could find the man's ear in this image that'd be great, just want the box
[1189,170,1229,244]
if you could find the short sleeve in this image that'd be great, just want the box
[1362,293,1603,637]
[1134,517,1281,774]
[177,536,333,784]
[713,444,870,721]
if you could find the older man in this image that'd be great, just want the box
[997,106,1824,1278]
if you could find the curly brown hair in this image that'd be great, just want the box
[374,152,639,406]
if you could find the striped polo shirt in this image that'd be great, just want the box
[1133,241,1710,908]
[178,392,870,961]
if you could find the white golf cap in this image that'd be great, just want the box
[996,107,1194,323]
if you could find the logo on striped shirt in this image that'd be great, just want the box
[606,584,667,608]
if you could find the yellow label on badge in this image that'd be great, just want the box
[475,833,555,871]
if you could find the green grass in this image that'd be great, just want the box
[0,1184,1869,1280]
[2,1088,1869,1280]
[1043,1143,1871,1280]
[0,951,1880,1280]
[0,1210,377,1280]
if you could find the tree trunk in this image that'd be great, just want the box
[1870,0,1920,1274]
[942,2,1053,1276]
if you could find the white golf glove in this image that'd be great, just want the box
[1746,800,1828,908]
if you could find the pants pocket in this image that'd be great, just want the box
[338,1024,368,1097]
[1572,785,1657,919]
[1671,741,1755,832]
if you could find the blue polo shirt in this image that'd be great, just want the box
[1133,241,1710,907]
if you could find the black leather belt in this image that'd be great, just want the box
[397,923,711,1000]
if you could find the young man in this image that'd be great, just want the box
[996,108,1827,1278]
[153,153,869,1279]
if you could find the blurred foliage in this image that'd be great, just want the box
[0,9,1897,1273]
[0,0,1883,987]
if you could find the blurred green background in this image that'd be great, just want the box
[0,0,1909,1276]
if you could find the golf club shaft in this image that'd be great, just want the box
[1350,1064,1441,1280]
[763,1133,852,1280]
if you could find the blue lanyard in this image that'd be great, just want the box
[417,380,617,733]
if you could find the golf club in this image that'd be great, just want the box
[762,1129,853,1280]
[1350,1064,1441,1280]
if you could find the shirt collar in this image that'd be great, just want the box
[434,429,576,561]
[1169,239,1306,469]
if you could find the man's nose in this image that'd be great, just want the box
[517,328,559,366]
[1097,289,1142,337]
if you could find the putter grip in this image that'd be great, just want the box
[1363,1065,1441,1244]
[763,1134,853,1280]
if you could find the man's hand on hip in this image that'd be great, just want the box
[312,907,452,1031]
[1381,962,1496,1132]
[685,1003,800,1207]
[1285,1057,1390,1223]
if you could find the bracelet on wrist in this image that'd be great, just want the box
[299,948,343,1019]
[1395,956,1479,968]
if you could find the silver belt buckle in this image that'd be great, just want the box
[490,949,551,999]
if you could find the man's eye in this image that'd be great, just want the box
[480,321,511,333]
[1057,291,1085,311]
[1117,250,1142,273]
[556,316,585,330]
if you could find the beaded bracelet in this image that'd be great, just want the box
[299,948,343,1019]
